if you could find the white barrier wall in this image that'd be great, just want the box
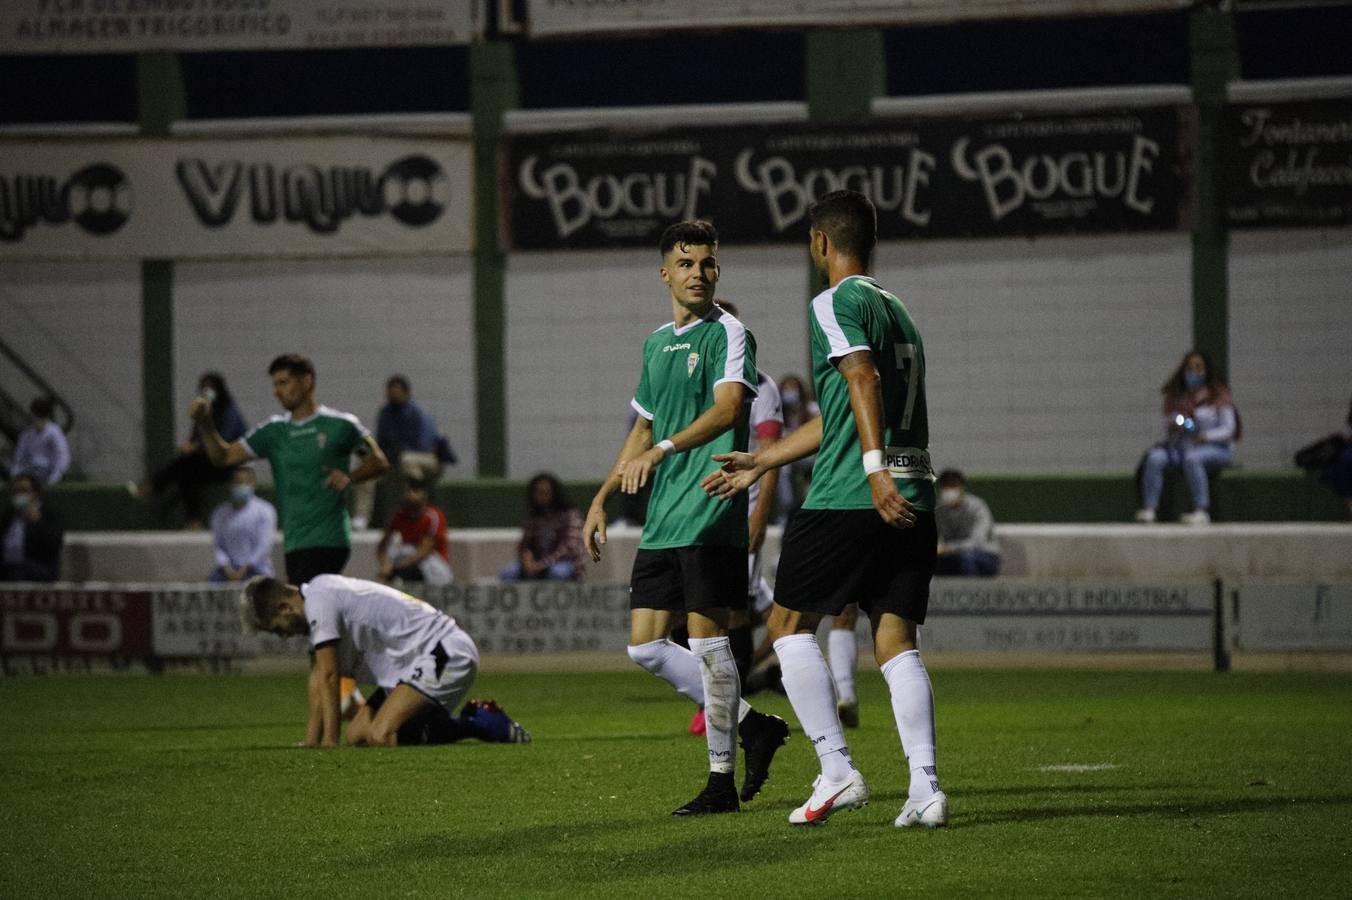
[874,233,1194,473]
[1229,229,1352,470]
[173,257,478,479]
[504,244,810,479]
[0,262,143,479]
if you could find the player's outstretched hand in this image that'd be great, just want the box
[868,471,916,529]
[324,469,352,492]
[620,447,664,494]
[583,505,607,562]
[702,452,762,499]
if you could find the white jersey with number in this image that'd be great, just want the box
[303,574,458,689]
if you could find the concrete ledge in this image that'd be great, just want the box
[36,470,1350,532]
[57,522,1352,584]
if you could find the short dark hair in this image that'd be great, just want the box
[267,354,315,379]
[807,190,876,262]
[240,577,293,631]
[29,396,55,419]
[659,220,718,257]
[937,469,966,488]
[386,374,411,394]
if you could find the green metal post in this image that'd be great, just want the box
[471,40,519,478]
[137,52,186,476]
[1189,9,1239,379]
[803,29,886,369]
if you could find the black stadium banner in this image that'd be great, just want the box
[1222,99,1352,229]
[505,107,1195,250]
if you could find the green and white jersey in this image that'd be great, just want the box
[631,307,757,550]
[243,405,370,553]
[804,275,936,513]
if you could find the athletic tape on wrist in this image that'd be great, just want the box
[657,439,676,456]
[862,449,886,475]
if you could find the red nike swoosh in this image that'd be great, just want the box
[804,783,853,822]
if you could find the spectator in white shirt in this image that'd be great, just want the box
[934,469,1001,577]
[9,397,71,485]
[208,466,276,583]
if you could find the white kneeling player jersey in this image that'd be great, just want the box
[303,574,458,689]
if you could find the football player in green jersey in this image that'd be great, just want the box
[704,190,947,829]
[583,220,789,816]
[191,353,389,586]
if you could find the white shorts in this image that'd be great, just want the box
[400,626,479,711]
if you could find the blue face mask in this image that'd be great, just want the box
[1183,371,1205,391]
[230,485,255,505]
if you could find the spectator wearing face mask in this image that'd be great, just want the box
[208,466,277,583]
[132,372,248,528]
[1135,350,1239,526]
[1,473,64,582]
[934,469,1000,577]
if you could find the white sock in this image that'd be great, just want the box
[881,649,940,802]
[627,639,704,706]
[774,634,854,783]
[827,627,858,705]
[688,636,740,774]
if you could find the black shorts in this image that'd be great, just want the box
[630,545,749,614]
[285,546,351,585]
[773,508,937,622]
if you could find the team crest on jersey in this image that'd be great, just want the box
[687,352,699,376]
[316,432,327,449]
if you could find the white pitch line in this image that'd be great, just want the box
[1038,763,1120,773]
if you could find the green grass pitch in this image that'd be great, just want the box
[2,668,1350,898]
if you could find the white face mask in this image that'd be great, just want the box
[940,488,963,507]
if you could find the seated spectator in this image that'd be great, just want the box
[1,474,64,582]
[354,375,456,529]
[500,473,585,582]
[1136,350,1239,526]
[134,372,247,528]
[208,466,277,583]
[9,396,70,485]
[377,479,452,585]
[934,469,1001,577]
[1295,395,1352,519]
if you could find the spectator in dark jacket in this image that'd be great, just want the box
[1,473,64,582]
[134,372,248,528]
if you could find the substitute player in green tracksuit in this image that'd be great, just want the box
[191,353,389,584]
[705,190,947,829]
[583,220,789,817]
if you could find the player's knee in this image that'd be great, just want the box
[627,639,666,675]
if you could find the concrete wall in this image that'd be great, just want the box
[172,257,478,481]
[0,262,143,480]
[1229,229,1352,469]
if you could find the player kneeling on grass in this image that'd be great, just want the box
[240,574,530,747]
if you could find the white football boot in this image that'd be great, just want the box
[788,772,869,825]
[895,790,948,828]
